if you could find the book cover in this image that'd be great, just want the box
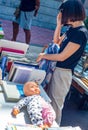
[2,81,24,102]
[8,62,35,82]
[8,62,33,81]
[8,62,46,85]
[12,66,32,84]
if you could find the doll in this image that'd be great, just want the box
[11,81,56,128]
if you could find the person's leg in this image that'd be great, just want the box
[11,21,19,41]
[20,11,34,44]
[47,67,72,126]
[23,29,31,44]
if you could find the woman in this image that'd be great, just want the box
[36,0,88,126]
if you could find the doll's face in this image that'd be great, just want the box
[23,81,40,96]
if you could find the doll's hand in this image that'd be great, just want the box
[39,124,51,129]
[39,122,51,128]
[34,10,38,17]
[39,124,48,129]
[11,108,20,116]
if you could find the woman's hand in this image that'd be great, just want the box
[36,53,45,63]
[34,5,39,16]
[57,12,62,25]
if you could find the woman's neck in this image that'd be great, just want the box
[68,21,84,28]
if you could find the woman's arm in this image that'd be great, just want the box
[36,42,80,62]
[53,13,62,44]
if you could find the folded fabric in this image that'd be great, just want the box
[39,43,60,88]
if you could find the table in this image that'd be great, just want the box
[72,75,88,95]
[72,57,88,94]
[72,75,88,109]
[0,40,83,130]
[0,83,58,130]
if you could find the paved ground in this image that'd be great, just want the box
[1,19,88,130]
[0,19,54,46]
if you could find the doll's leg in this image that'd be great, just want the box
[27,103,43,125]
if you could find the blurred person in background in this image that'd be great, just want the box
[11,0,40,44]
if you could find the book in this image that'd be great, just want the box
[2,80,51,102]
[1,51,25,58]
[25,44,44,63]
[12,66,32,84]
[8,62,33,81]
[6,59,38,72]
[8,63,17,82]
[0,39,29,54]
[6,123,42,130]
[2,81,24,102]
[1,50,25,58]
[0,47,24,54]
[8,62,46,85]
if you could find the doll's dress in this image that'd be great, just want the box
[13,95,56,126]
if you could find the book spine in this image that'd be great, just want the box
[9,68,17,81]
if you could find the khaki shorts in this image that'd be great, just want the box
[13,10,34,30]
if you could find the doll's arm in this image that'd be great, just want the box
[11,97,29,116]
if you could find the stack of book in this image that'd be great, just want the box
[0,39,29,55]
[8,62,46,85]
[0,47,25,60]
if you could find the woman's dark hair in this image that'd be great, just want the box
[59,0,86,25]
